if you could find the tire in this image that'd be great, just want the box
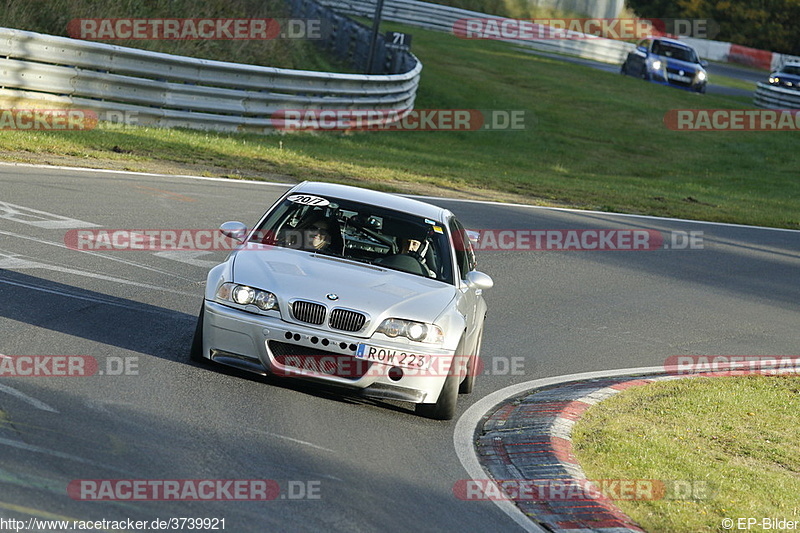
[189,304,206,363]
[416,371,458,420]
[620,62,628,75]
[459,327,483,395]
[415,336,465,420]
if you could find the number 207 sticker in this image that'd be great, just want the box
[287,194,330,207]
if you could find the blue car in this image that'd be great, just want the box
[768,61,800,90]
[621,37,708,93]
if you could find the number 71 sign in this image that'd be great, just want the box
[386,31,412,50]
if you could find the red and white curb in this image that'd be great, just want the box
[454,365,789,532]
[475,375,679,532]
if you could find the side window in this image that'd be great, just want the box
[449,219,476,280]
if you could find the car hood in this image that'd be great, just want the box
[661,57,702,72]
[230,246,457,326]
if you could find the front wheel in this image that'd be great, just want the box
[415,371,458,420]
[459,328,483,394]
[416,337,465,420]
[189,304,206,363]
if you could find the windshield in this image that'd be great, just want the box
[780,65,800,75]
[652,41,698,63]
[249,194,455,284]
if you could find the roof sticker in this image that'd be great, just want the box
[287,194,330,207]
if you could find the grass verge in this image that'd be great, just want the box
[0,0,343,71]
[0,22,797,228]
[572,375,800,532]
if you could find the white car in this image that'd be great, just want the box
[191,182,493,419]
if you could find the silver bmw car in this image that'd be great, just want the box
[190,182,493,420]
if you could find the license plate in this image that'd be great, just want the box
[356,344,429,369]
[668,73,692,83]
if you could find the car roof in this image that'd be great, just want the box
[288,181,451,222]
[772,61,800,73]
[652,37,694,49]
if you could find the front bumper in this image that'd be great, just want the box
[770,81,800,90]
[200,301,456,404]
[648,70,706,92]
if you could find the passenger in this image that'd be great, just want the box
[398,237,436,278]
[400,238,422,256]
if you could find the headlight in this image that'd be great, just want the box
[216,282,279,312]
[232,285,255,305]
[380,318,404,338]
[651,59,662,71]
[769,77,778,84]
[376,318,444,344]
[696,71,707,82]
[406,322,427,341]
[254,291,277,310]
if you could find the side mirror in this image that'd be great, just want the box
[465,271,493,290]
[466,230,481,246]
[637,45,647,53]
[219,221,248,242]
[700,59,709,67]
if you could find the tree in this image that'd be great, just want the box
[625,0,800,55]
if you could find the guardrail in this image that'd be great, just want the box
[289,0,417,74]
[0,4,421,133]
[318,0,635,65]
[753,82,800,110]
[680,37,800,71]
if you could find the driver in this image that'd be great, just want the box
[306,219,333,251]
[296,213,343,254]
